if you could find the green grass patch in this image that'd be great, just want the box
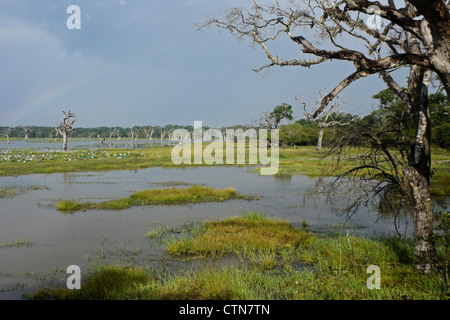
[57,185,246,212]
[27,214,448,300]
[166,212,313,258]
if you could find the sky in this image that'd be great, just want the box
[0,0,396,128]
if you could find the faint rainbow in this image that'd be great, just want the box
[4,68,109,125]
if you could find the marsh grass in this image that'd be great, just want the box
[166,212,313,258]
[28,212,448,300]
[145,225,175,239]
[0,185,50,199]
[57,185,245,212]
[0,238,32,248]
[148,181,193,187]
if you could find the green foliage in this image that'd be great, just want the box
[279,121,321,146]
[433,123,450,148]
[368,89,449,148]
[270,103,294,128]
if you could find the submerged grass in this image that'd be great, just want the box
[29,212,449,300]
[57,185,246,212]
[0,185,50,199]
[0,238,33,249]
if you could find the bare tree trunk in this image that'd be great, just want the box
[55,111,76,151]
[408,67,436,273]
[402,3,437,272]
[405,166,436,273]
[62,132,68,151]
[317,125,324,151]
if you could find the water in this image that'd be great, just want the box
[0,139,176,152]
[0,161,445,299]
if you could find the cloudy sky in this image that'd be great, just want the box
[0,0,393,128]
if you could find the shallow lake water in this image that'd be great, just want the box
[0,163,445,299]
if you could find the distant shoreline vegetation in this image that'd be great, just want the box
[0,145,448,196]
[1,113,448,149]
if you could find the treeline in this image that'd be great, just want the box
[0,125,196,140]
[279,91,449,149]
[0,124,252,141]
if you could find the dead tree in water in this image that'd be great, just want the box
[4,128,12,144]
[129,127,141,144]
[159,126,174,145]
[97,134,105,144]
[55,111,76,151]
[21,126,33,143]
[142,126,155,144]
[109,128,117,141]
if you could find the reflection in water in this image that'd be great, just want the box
[273,173,293,187]
[300,177,328,221]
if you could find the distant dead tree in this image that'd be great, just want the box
[21,126,33,142]
[55,110,77,151]
[54,126,60,140]
[142,126,155,144]
[97,134,105,144]
[299,91,354,150]
[109,128,117,140]
[4,127,12,144]
[160,126,174,145]
[129,127,141,144]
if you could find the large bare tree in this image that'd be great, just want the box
[201,0,450,274]
[55,111,77,151]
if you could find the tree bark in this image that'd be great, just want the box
[405,63,436,273]
[62,132,68,151]
[408,0,450,96]
[317,125,324,151]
